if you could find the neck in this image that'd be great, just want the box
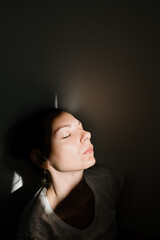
[47,167,84,209]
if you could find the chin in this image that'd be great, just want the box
[84,157,96,169]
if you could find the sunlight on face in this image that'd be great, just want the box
[47,112,96,172]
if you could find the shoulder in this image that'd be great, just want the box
[85,163,113,176]
[85,163,123,183]
[20,188,45,218]
[85,163,124,204]
[17,188,47,237]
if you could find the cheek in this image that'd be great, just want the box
[49,140,80,163]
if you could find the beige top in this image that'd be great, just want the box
[17,164,124,240]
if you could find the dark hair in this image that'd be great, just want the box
[7,107,64,188]
[27,108,63,158]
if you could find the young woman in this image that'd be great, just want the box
[17,108,124,240]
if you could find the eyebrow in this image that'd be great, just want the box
[54,120,82,134]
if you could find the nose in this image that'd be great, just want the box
[81,130,91,143]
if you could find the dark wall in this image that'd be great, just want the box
[1,0,160,236]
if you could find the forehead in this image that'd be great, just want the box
[51,111,78,131]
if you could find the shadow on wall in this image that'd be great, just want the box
[0,109,50,240]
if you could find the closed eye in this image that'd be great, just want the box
[62,134,71,139]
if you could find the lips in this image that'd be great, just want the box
[83,145,94,155]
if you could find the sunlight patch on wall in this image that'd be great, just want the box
[55,91,58,108]
[11,171,23,193]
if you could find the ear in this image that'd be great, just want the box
[30,149,49,170]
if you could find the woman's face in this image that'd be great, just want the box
[47,111,96,172]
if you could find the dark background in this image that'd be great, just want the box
[1,0,160,238]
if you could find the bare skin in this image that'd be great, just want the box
[47,177,95,229]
